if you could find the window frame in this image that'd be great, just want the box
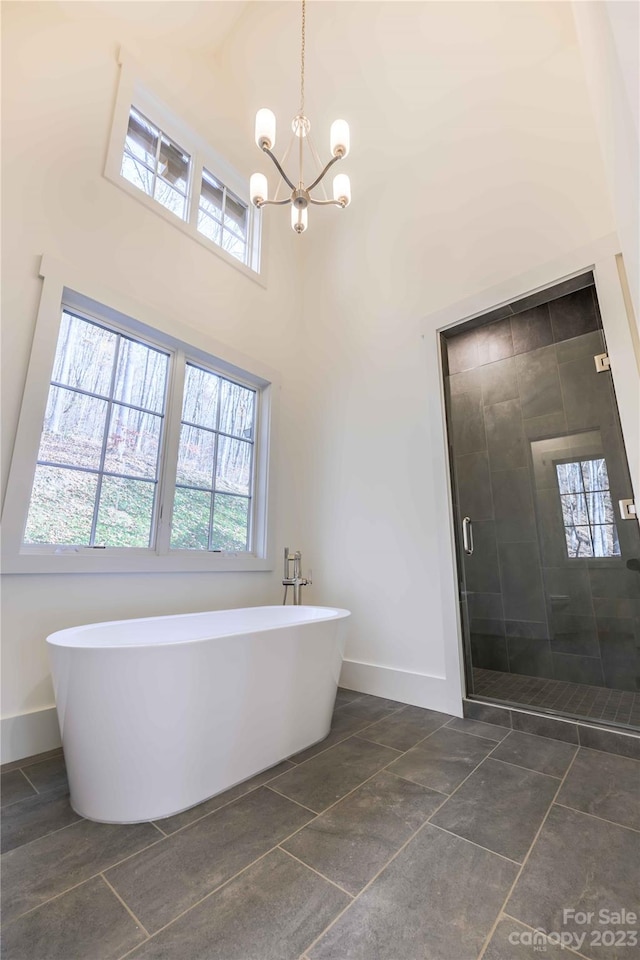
[104,52,265,285]
[1,256,277,574]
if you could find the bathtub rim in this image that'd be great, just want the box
[46,604,351,650]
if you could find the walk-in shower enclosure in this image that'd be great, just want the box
[442,274,639,732]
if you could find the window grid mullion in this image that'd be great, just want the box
[151,129,162,201]
[178,417,254,445]
[156,349,186,556]
[89,334,122,546]
[49,380,165,419]
[208,378,224,551]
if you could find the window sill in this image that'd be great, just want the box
[1,549,273,576]
[103,173,266,290]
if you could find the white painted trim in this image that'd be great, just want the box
[339,660,464,718]
[422,233,620,332]
[1,708,61,765]
[419,231,638,712]
[593,255,640,500]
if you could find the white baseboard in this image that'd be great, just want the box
[1,707,61,764]
[339,659,463,717]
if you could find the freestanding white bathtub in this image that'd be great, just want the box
[47,605,350,824]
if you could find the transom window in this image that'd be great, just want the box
[104,72,262,278]
[556,458,621,558]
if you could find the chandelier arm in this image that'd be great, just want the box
[308,197,346,207]
[258,198,293,207]
[306,153,342,193]
[262,147,297,192]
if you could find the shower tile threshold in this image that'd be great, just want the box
[2,691,639,960]
[473,667,640,730]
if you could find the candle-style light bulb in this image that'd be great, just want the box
[330,119,350,158]
[291,205,308,233]
[255,109,276,150]
[250,173,268,206]
[333,173,351,207]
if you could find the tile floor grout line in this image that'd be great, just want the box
[420,733,506,819]
[443,717,510,741]
[0,750,64,776]
[301,729,510,958]
[290,707,408,766]
[299,806,442,959]
[552,801,640,835]
[114,831,347,960]
[18,768,41,795]
[267,728,448,825]
[150,769,296,838]
[1,813,88,859]
[354,716,453,753]
[486,754,569,781]
[500,911,593,960]
[3,830,168,925]
[288,729,367,765]
[426,821,522,866]
[577,742,640,763]
[264,785,320,815]
[474,746,580,960]
[100,873,152,939]
[150,820,168,837]
[383,767,450,797]
[277,846,355,898]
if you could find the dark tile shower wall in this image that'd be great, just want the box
[445,279,640,698]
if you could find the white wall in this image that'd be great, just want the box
[276,1,616,711]
[573,1,640,325]
[0,1,304,760]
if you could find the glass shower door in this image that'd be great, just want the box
[443,277,640,731]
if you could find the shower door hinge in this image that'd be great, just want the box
[594,353,611,372]
[619,499,637,520]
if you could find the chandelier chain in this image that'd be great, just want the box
[300,0,306,115]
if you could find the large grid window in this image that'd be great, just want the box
[171,364,255,552]
[25,312,169,548]
[20,306,263,560]
[556,458,621,558]
[121,107,191,220]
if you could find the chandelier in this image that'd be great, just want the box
[249,0,351,234]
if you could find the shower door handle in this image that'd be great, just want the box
[462,517,474,556]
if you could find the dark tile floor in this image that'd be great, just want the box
[474,667,640,729]
[2,690,639,960]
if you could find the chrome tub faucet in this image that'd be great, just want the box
[283,547,311,605]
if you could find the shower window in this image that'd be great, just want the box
[556,458,621,558]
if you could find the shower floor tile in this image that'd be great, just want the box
[2,689,639,960]
[473,667,640,729]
